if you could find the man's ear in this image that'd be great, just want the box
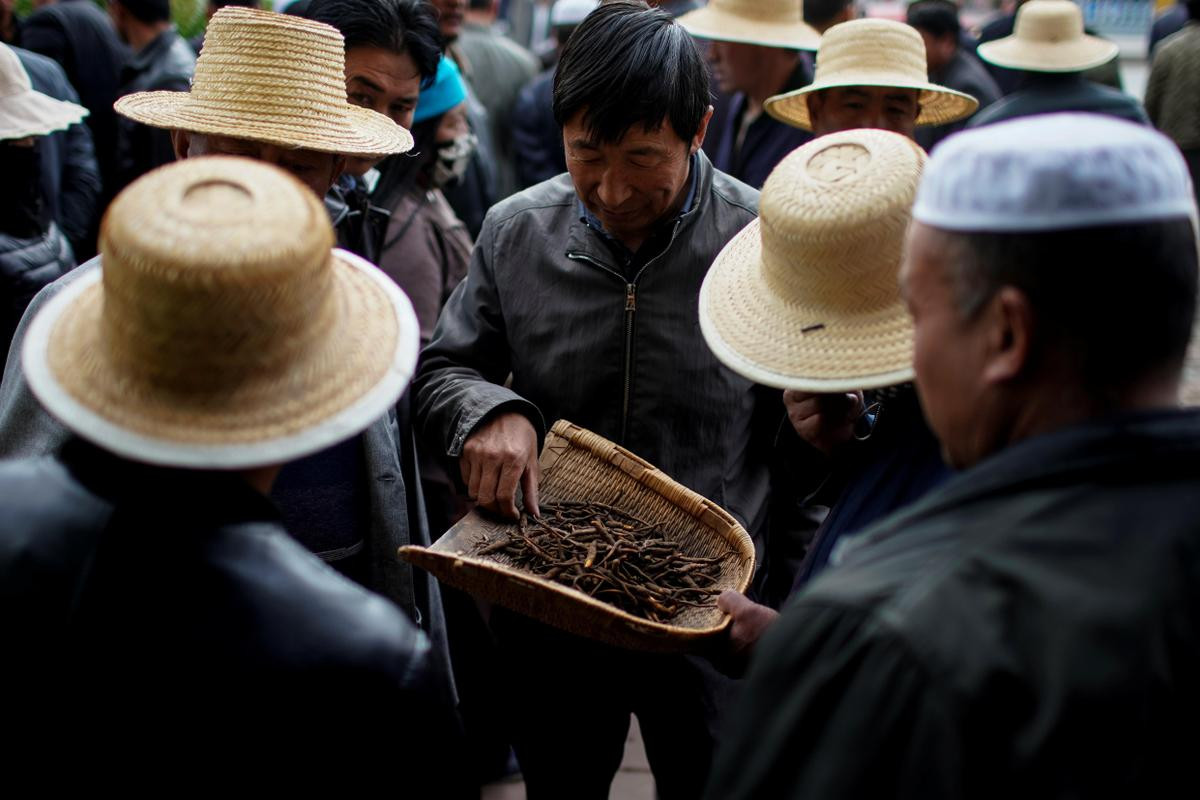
[981,286,1035,386]
[691,105,714,154]
[806,92,823,131]
[171,129,192,161]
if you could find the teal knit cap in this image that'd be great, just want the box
[413,56,468,124]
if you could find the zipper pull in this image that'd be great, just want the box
[625,284,637,312]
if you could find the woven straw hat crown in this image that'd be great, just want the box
[977,0,1119,72]
[114,7,412,156]
[763,18,978,129]
[699,129,927,391]
[678,0,820,49]
[24,156,420,467]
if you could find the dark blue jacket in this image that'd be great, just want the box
[512,66,561,190]
[14,47,101,260]
[703,57,814,190]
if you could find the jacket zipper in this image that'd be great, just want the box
[567,218,683,445]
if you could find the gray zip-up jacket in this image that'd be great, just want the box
[415,152,779,559]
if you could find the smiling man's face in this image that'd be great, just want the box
[562,109,711,253]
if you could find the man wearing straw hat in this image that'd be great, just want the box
[762,17,978,141]
[706,113,1200,798]
[677,0,821,189]
[0,155,465,774]
[0,7,464,699]
[969,0,1148,128]
[415,3,770,796]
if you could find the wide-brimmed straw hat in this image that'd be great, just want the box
[114,7,412,156]
[23,156,420,469]
[678,0,820,51]
[0,43,88,140]
[977,0,1118,73]
[699,128,926,392]
[764,19,978,130]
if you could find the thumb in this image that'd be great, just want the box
[717,590,750,616]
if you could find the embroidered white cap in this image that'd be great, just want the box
[913,113,1198,232]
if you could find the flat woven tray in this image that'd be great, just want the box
[400,420,755,652]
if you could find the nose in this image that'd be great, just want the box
[596,168,632,210]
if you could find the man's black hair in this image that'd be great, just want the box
[803,0,852,31]
[468,0,492,10]
[553,1,709,144]
[1188,0,1200,20]
[307,0,443,85]
[906,0,960,39]
[947,219,1199,396]
[114,0,171,24]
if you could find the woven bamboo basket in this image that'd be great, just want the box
[399,420,755,652]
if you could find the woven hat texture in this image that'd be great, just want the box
[114,7,412,156]
[678,0,820,50]
[914,113,1199,232]
[23,156,420,468]
[700,129,926,392]
[763,18,978,130]
[977,0,1118,73]
[0,43,88,140]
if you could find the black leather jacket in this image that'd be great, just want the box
[0,440,464,774]
[0,223,73,357]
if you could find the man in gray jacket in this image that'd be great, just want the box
[414,3,772,797]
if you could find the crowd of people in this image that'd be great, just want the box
[0,0,1198,795]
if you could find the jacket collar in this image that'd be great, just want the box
[564,149,714,266]
[126,26,181,73]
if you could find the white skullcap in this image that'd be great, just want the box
[551,0,599,27]
[913,113,1199,232]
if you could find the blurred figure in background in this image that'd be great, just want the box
[976,0,1124,94]
[19,0,127,223]
[0,43,80,358]
[1151,0,1189,53]
[452,0,539,199]
[108,0,195,193]
[512,0,596,188]
[803,0,855,33]
[1146,0,1200,205]
[907,0,1000,151]
[970,0,1147,128]
[681,0,820,190]
[10,43,100,261]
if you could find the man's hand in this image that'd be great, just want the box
[783,390,864,456]
[460,412,541,520]
[718,591,779,657]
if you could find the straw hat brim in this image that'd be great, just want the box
[976,35,1119,73]
[677,6,820,50]
[23,250,420,469]
[1,88,88,140]
[699,221,914,392]
[114,91,413,156]
[764,78,979,130]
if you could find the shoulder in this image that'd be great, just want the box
[708,166,760,221]
[1156,24,1200,60]
[12,46,71,96]
[481,174,577,233]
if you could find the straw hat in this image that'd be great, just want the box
[763,19,978,130]
[114,7,412,157]
[699,129,926,392]
[0,43,88,140]
[977,0,1119,73]
[22,156,420,469]
[678,0,821,51]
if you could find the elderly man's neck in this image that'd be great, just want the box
[1001,367,1183,452]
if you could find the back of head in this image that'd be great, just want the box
[906,0,959,39]
[307,0,443,84]
[913,113,1199,404]
[552,0,709,144]
[803,0,853,33]
[1188,0,1200,20]
[114,0,171,24]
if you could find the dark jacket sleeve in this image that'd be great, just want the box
[704,602,965,800]
[54,88,102,255]
[413,213,545,458]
